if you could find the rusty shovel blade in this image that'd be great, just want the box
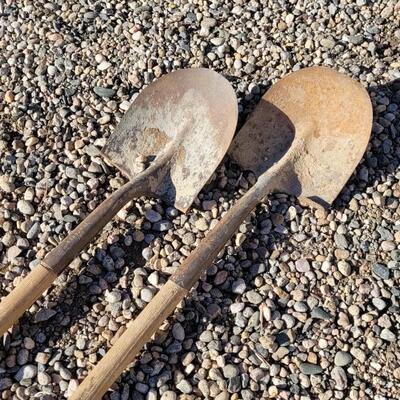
[102,68,238,212]
[230,66,373,208]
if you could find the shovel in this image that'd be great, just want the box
[0,68,238,337]
[70,66,372,400]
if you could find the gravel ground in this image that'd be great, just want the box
[1,0,400,399]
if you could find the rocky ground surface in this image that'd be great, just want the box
[1,0,400,399]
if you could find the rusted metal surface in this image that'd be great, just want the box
[102,68,238,212]
[230,66,373,208]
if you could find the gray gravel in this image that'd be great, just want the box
[1,0,400,399]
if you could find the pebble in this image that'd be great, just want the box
[334,233,348,249]
[93,87,116,98]
[36,353,51,365]
[4,90,14,103]
[246,291,263,305]
[7,246,22,260]
[17,200,35,215]
[348,305,360,316]
[131,31,143,41]
[154,221,173,231]
[26,222,40,239]
[199,331,213,343]
[299,363,323,375]
[182,232,196,245]
[148,271,159,286]
[311,307,333,321]
[320,38,336,49]
[34,308,57,322]
[98,61,112,71]
[24,337,35,350]
[15,365,37,381]
[223,364,239,378]
[194,218,208,231]
[334,351,352,367]
[0,177,14,192]
[172,323,185,341]
[372,263,390,280]
[331,367,348,390]
[176,379,192,394]
[228,376,241,392]
[232,279,246,294]
[140,288,155,302]
[76,337,86,350]
[380,328,396,342]
[0,378,12,390]
[338,261,352,276]
[105,290,122,304]
[295,259,310,272]
[372,298,386,310]
[145,209,162,223]
[142,247,153,261]
[17,349,29,365]
[161,391,177,400]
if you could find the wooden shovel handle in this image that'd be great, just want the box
[70,178,270,400]
[0,263,57,335]
[0,177,149,337]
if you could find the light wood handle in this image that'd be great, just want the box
[68,280,188,400]
[170,180,264,290]
[43,179,146,275]
[0,171,152,337]
[0,263,57,336]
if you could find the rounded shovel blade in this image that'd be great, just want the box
[231,66,373,208]
[102,68,238,212]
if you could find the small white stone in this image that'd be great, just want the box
[140,287,155,302]
[148,271,159,286]
[105,290,122,304]
[17,200,35,215]
[132,31,142,40]
[295,259,310,272]
[97,61,111,71]
[338,260,351,276]
[37,371,51,385]
[233,59,242,70]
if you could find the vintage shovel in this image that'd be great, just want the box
[0,68,238,337]
[70,66,372,400]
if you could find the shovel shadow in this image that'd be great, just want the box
[156,77,400,398]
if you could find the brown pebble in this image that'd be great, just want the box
[4,90,14,103]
